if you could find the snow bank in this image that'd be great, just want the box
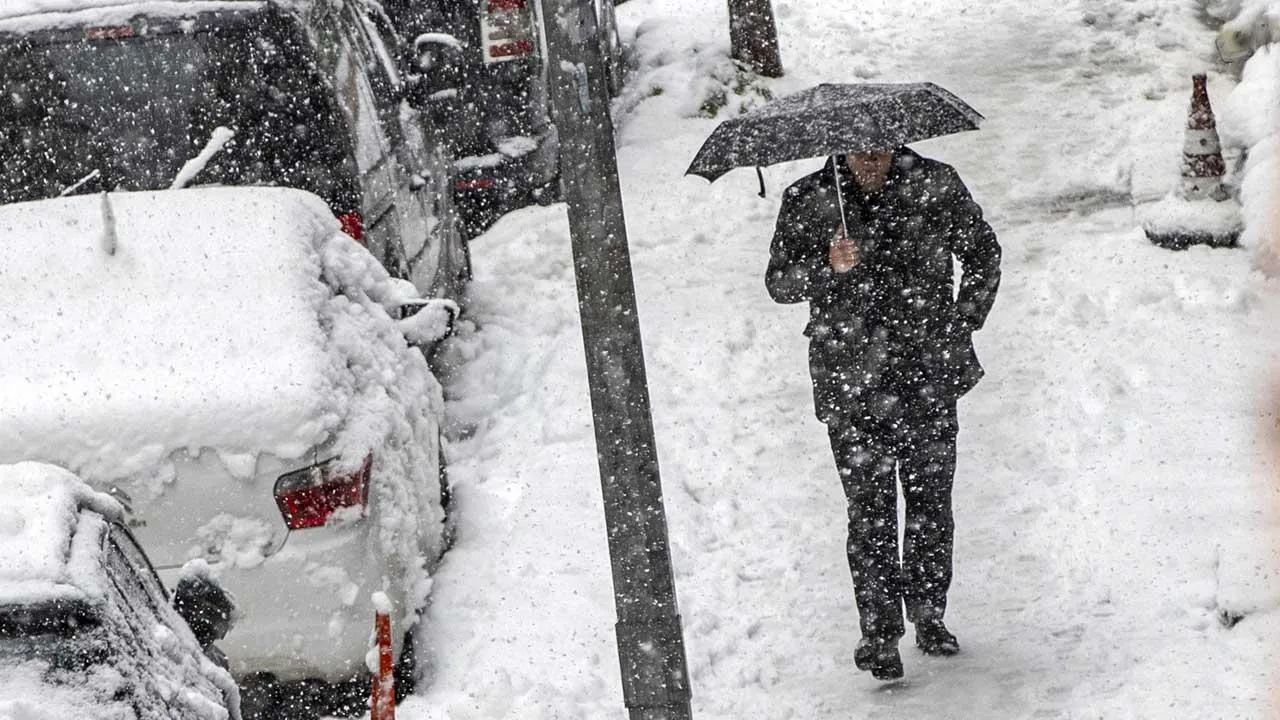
[1221,44,1280,272]
[0,188,341,480]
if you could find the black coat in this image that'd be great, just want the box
[766,149,1001,427]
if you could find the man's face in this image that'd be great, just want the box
[846,150,894,184]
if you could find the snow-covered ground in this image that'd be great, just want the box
[402,0,1280,717]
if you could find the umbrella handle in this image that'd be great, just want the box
[756,167,766,198]
[832,158,849,239]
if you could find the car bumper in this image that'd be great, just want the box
[158,522,409,684]
[453,124,560,201]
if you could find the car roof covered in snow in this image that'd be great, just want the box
[0,187,351,480]
[0,463,122,606]
[0,1,270,30]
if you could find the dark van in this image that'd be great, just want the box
[384,0,623,237]
[0,0,469,301]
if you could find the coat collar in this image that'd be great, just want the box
[828,147,922,191]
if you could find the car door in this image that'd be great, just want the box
[349,3,466,299]
[308,6,408,279]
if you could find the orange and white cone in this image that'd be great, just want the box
[1142,73,1242,250]
[1179,73,1229,202]
[370,593,396,720]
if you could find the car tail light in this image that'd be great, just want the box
[481,0,537,63]
[274,456,372,530]
[337,212,365,246]
[86,25,136,40]
[454,177,496,192]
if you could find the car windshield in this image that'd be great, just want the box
[0,17,359,211]
[0,599,99,639]
[0,599,110,671]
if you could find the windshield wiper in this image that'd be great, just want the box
[58,169,101,198]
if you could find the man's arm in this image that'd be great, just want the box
[766,183,851,304]
[939,167,1001,331]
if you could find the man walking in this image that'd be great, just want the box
[766,147,1000,681]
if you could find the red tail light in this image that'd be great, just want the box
[454,177,496,191]
[337,212,365,246]
[86,25,136,40]
[481,0,537,63]
[274,456,372,530]
[488,40,536,59]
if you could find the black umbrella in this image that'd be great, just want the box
[685,82,983,183]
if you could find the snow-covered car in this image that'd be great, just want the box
[0,187,455,717]
[0,462,240,720]
[0,0,470,303]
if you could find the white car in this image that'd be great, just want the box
[0,188,455,715]
[0,462,240,720]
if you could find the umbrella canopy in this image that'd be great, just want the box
[686,82,983,182]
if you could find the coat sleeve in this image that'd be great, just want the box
[939,167,1001,331]
[766,183,849,305]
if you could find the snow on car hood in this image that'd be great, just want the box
[0,663,134,720]
[0,188,342,481]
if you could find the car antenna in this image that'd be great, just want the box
[100,191,118,257]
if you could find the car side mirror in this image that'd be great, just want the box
[173,571,236,650]
[399,298,459,348]
[407,33,466,117]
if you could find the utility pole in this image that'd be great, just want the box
[727,0,783,78]
[538,1,693,719]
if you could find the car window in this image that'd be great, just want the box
[0,17,361,213]
[0,599,99,639]
[329,35,394,175]
[102,531,165,621]
[108,524,169,606]
[356,5,405,97]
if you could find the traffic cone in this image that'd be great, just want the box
[370,596,396,720]
[1142,73,1242,250]
[1179,74,1229,202]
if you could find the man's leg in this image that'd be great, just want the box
[826,421,904,644]
[899,402,959,652]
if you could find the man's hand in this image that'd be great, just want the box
[829,229,860,273]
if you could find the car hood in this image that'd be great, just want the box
[0,661,134,719]
[0,189,344,481]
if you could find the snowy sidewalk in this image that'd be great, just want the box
[403,0,1280,717]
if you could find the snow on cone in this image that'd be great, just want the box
[1143,73,1242,250]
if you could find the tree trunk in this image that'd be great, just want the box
[727,0,783,78]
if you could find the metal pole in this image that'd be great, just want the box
[727,0,783,78]
[538,1,693,718]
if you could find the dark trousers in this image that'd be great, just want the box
[826,402,957,641]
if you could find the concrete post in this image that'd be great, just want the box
[538,1,693,718]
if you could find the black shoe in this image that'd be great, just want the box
[854,638,904,680]
[915,619,959,656]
